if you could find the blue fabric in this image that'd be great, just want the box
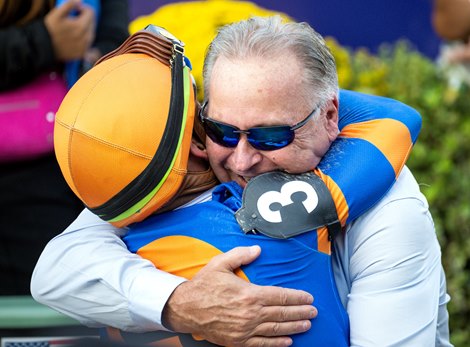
[124,181,349,346]
[338,90,422,142]
[318,137,396,223]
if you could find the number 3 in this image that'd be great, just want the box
[257,180,319,223]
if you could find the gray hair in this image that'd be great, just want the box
[203,16,339,106]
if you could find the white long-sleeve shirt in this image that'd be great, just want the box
[31,167,452,346]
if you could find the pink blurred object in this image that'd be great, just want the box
[0,71,67,162]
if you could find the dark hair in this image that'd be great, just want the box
[0,0,54,27]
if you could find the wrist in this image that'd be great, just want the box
[161,281,192,333]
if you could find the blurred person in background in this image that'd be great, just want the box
[432,0,470,86]
[0,0,129,295]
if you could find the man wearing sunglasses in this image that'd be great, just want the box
[32,17,451,347]
[183,16,451,346]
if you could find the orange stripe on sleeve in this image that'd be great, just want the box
[314,169,349,226]
[317,226,331,255]
[340,119,413,177]
[314,169,348,255]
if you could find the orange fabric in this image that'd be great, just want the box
[54,51,195,227]
[316,226,331,254]
[339,119,413,177]
[55,54,172,206]
[311,168,348,255]
[137,235,249,281]
[113,91,196,228]
[314,168,349,225]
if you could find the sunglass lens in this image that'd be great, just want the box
[248,127,294,151]
[203,120,239,147]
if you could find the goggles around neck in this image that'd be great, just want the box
[199,101,319,151]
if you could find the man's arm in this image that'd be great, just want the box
[32,209,316,345]
[31,208,185,331]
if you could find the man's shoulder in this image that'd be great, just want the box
[346,166,430,233]
[337,165,437,284]
[347,165,431,237]
[375,166,427,209]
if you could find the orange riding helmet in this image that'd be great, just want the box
[54,25,196,227]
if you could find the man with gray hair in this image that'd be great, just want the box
[183,15,451,346]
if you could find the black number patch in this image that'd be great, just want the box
[235,172,341,239]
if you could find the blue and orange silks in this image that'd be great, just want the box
[104,90,421,346]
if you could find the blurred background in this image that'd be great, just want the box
[130,0,442,59]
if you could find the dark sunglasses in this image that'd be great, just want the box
[199,101,319,151]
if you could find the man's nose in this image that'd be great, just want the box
[229,136,262,172]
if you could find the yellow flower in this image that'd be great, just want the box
[326,37,352,88]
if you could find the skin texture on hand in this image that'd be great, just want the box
[162,246,317,347]
[44,0,95,62]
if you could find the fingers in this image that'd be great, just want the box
[254,319,311,338]
[55,0,81,18]
[243,336,294,347]
[241,319,312,347]
[76,4,96,28]
[163,247,317,346]
[45,1,96,61]
[254,284,314,306]
[257,303,317,324]
[206,245,262,272]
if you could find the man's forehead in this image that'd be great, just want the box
[211,54,302,87]
[208,56,307,122]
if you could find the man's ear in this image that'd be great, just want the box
[190,139,208,160]
[187,139,209,171]
[324,96,339,142]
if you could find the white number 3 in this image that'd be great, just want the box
[256,180,319,223]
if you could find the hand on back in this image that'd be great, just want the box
[163,245,317,347]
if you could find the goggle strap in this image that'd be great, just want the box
[96,29,175,68]
[90,27,187,221]
[107,66,191,223]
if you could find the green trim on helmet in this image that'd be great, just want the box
[107,66,192,223]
